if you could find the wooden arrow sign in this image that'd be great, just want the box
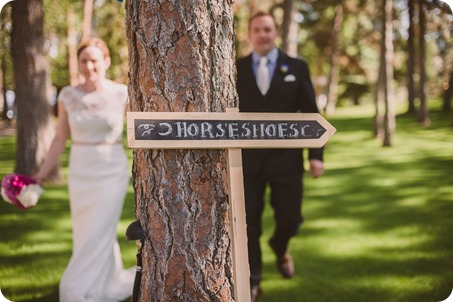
[126,109,336,302]
[127,111,336,149]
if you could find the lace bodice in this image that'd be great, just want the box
[59,80,127,144]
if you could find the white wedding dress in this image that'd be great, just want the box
[58,81,134,302]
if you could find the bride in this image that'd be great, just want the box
[34,38,134,302]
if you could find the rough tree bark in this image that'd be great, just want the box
[11,0,58,178]
[125,1,238,301]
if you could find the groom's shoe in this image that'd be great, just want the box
[269,240,295,279]
[276,251,294,279]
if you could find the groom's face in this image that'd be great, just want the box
[248,15,279,56]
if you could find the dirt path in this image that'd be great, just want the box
[0,120,16,136]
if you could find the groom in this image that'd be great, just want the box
[236,11,324,302]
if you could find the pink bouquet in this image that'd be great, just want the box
[1,174,43,209]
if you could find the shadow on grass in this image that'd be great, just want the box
[257,111,453,302]
[1,287,57,302]
[0,190,137,302]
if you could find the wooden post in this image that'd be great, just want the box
[226,108,250,301]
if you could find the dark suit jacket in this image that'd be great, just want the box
[237,50,323,177]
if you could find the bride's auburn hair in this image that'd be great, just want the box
[77,38,110,59]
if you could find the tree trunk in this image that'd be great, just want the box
[0,56,7,123]
[248,0,261,16]
[81,0,93,42]
[11,0,58,177]
[417,0,430,126]
[373,42,385,139]
[406,0,417,114]
[1,5,11,124]
[67,5,79,86]
[280,0,297,57]
[324,3,343,116]
[443,67,453,112]
[125,1,237,301]
[382,0,396,147]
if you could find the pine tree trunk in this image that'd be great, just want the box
[324,3,343,116]
[67,5,79,86]
[11,0,58,177]
[0,56,7,123]
[1,7,12,124]
[382,0,396,147]
[406,0,417,114]
[374,47,385,139]
[443,68,452,112]
[417,0,430,126]
[125,1,237,301]
[81,0,93,42]
[281,0,297,58]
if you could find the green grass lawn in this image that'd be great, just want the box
[1,101,452,302]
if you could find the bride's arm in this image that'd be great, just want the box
[33,102,70,184]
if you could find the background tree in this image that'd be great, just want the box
[67,4,80,86]
[406,0,417,114]
[280,0,298,57]
[93,0,128,83]
[81,0,93,42]
[0,9,11,122]
[0,58,5,123]
[0,5,13,124]
[43,0,127,88]
[382,0,396,146]
[434,2,453,113]
[234,0,275,57]
[323,1,344,115]
[374,0,396,146]
[125,1,237,300]
[417,0,430,125]
[11,0,60,179]
[444,68,453,113]
[43,0,83,89]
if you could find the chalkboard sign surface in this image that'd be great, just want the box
[127,111,336,149]
[135,119,326,140]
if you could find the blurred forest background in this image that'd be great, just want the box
[1,0,452,130]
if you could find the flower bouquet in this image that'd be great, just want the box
[1,173,43,209]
